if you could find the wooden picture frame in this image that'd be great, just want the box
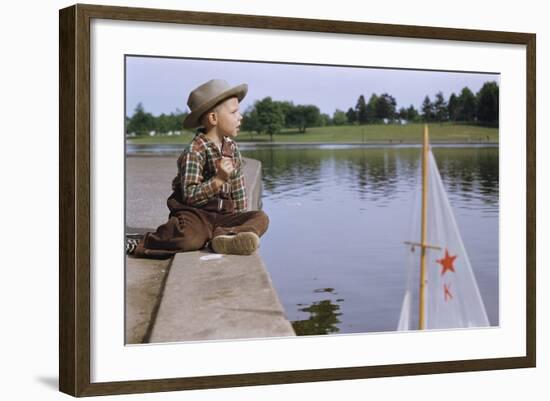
[59,3,536,397]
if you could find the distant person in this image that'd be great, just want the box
[127,79,269,258]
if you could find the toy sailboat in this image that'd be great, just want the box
[397,125,489,330]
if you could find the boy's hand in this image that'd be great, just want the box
[215,157,235,182]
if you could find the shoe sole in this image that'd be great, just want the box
[211,232,260,255]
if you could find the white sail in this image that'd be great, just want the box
[398,149,489,330]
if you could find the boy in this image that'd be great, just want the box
[128,79,269,259]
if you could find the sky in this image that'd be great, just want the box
[125,56,499,117]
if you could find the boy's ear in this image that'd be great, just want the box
[207,111,218,126]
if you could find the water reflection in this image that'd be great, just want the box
[434,147,499,211]
[244,146,499,210]
[292,299,343,336]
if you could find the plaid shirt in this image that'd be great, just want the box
[172,132,247,212]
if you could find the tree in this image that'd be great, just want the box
[254,97,285,141]
[456,87,477,122]
[318,113,332,127]
[366,94,379,123]
[476,81,499,126]
[448,93,458,121]
[278,101,295,128]
[172,109,188,131]
[355,95,368,124]
[433,91,448,123]
[346,107,357,124]
[155,113,171,134]
[291,105,321,133]
[241,106,261,134]
[398,107,408,120]
[332,109,348,125]
[375,93,397,121]
[421,96,435,122]
[406,105,419,122]
[126,103,154,136]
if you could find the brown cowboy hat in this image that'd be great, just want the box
[183,79,248,129]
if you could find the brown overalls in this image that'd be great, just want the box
[133,192,269,259]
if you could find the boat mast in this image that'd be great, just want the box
[418,124,429,330]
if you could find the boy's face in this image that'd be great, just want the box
[213,97,242,138]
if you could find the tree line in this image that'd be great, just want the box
[343,81,498,126]
[125,81,498,137]
[419,81,499,125]
[125,103,187,136]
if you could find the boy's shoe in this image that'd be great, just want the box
[211,232,260,255]
[126,238,141,255]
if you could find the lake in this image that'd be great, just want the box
[240,144,499,335]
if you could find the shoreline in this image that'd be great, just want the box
[126,141,499,157]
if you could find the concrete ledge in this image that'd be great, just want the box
[149,250,294,343]
[243,158,263,211]
[125,256,172,344]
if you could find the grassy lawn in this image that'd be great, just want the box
[127,123,498,145]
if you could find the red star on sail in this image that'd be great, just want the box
[436,248,457,276]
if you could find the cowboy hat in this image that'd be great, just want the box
[183,79,248,129]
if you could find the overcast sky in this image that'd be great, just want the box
[126,56,499,117]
